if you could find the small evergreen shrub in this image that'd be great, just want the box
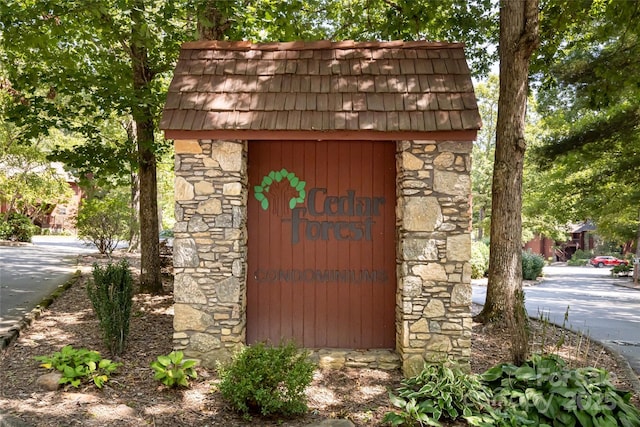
[88,260,134,356]
[34,345,120,389]
[522,250,545,280]
[471,241,490,279]
[217,341,315,420]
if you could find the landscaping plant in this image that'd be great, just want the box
[217,341,315,420]
[150,351,198,388]
[522,250,545,280]
[34,345,120,389]
[383,363,495,426]
[471,240,490,279]
[0,212,38,242]
[88,259,133,356]
[481,353,640,426]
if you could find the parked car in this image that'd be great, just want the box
[589,256,628,268]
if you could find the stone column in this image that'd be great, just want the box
[172,139,248,368]
[396,140,473,377]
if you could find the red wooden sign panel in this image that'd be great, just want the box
[247,140,396,349]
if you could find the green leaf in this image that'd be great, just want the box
[290,176,299,187]
[289,197,297,209]
[157,355,172,367]
[254,185,263,193]
[260,198,269,210]
[296,181,306,191]
[255,192,265,201]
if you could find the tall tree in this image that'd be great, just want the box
[475,0,539,365]
[530,0,640,271]
[0,1,191,292]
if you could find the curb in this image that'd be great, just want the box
[0,271,81,352]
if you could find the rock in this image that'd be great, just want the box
[35,372,62,391]
[308,419,355,427]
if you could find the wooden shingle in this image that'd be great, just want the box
[161,40,482,137]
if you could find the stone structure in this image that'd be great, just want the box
[162,40,480,376]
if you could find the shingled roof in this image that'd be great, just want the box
[160,40,481,140]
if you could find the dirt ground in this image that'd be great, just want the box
[0,252,638,426]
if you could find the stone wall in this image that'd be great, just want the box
[171,138,472,375]
[396,140,473,377]
[173,139,248,367]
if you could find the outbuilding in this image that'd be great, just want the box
[160,40,481,376]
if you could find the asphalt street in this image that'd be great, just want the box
[473,265,640,374]
[0,236,96,335]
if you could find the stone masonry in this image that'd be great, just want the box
[172,137,472,376]
[173,139,248,368]
[396,139,472,377]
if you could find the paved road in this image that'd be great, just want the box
[473,265,640,374]
[0,236,97,335]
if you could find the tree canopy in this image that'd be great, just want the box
[529,0,640,244]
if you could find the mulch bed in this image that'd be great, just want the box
[0,251,638,426]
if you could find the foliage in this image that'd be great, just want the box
[481,354,640,427]
[612,263,631,277]
[217,341,315,420]
[383,363,495,427]
[87,260,134,356]
[34,345,120,389]
[471,240,490,279]
[76,190,129,254]
[529,0,640,243]
[522,250,545,281]
[0,212,38,242]
[150,350,198,388]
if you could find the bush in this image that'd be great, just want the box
[217,341,315,420]
[522,250,545,280]
[76,192,129,254]
[88,260,134,356]
[482,354,640,426]
[0,212,38,242]
[383,363,495,426]
[471,241,490,279]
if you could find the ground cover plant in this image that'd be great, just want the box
[150,350,198,388]
[34,345,120,389]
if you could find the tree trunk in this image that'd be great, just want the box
[131,1,162,293]
[197,0,230,40]
[124,119,140,252]
[634,208,640,286]
[474,0,539,366]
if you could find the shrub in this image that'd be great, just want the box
[482,353,640,426]
[217,341,315,420]
[522,250,545,280]
[0,212,38,242]
[471,241,490,279]
[151,351,198,388]
[34,345,120,389]
[88,260,134,356]
[76,192,129,254]
[383,363,495,426]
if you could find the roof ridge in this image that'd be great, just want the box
[181,40,465,51]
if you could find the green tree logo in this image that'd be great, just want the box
[254,168,306,216]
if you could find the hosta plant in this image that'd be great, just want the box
[34,345,120,389]
[151,351,198,388]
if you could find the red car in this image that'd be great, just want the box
[589,256,628,268]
